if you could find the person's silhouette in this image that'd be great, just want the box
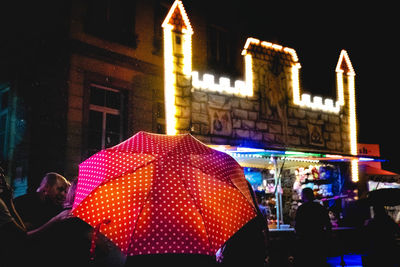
[294,187,331,267]
[363,204,400,267]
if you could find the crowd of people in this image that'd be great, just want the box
[0,168,127,267]
[1,166,399,267]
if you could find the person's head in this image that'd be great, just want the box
[255,191,263,204]
[36,172,70,205]
[64,178,78,209]
[372,204,386,217]
[301,187,315,203]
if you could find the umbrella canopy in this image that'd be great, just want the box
[72,131,257,256]
[367,188,400,206]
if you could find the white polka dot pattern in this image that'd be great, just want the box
[72,131,257,256]
[73,151,155,209]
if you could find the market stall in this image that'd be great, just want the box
[360,165,400,224]
[211,145,374,230]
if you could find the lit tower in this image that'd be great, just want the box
[336,50,358,182]
[162,0,193,135]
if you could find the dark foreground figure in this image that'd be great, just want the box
[362,204,400,267]
[294,188,332,267]
[124,254,217,267]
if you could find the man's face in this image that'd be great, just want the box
[301,191,310,203]
[46,178,69,205]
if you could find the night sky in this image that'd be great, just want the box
[2,1,399,172]
[235,2,400,173]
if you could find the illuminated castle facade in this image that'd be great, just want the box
[163,1,358,181]
[0,0,359,192]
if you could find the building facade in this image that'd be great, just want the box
[163,1,358,173]
[1,0,360,211]
[162,1,361,227]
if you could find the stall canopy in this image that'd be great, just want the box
[209,145,384,229]
[361,165,400,183]
[208,145,381,168]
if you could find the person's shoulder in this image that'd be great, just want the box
[310,201,326,210]
[299,201,316,209]
[296,203,306,211]
[14,193,42,211]
[0,198,13,226]
[310,201,325,208]
[0,198,7,208]
[14,192,30,200]
[0,198,11,216]
[300,201,325,213]
[14,192,39,202]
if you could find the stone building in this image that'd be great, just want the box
[164,2,358,170]
[0,0,361,217]
[1,0,172,190]
[161,1,361,227]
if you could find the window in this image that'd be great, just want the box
[87,84,124,155]
[156,101,165,134]
[85,0,137,48]
[0,86,9,160]
[153,2,169,55]
[207,25,231,72]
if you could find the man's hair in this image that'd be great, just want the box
[36,172,69,193]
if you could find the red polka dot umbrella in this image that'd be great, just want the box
[72,131,257,256]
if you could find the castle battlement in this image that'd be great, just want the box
[192,37,353,114]
[162,0,359,181]
[192,72,248,96]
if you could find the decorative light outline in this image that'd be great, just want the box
[193,37,345,113]
[182,33,192,75]
[161,0,193,35]
[191,72,246,96]
[244,54,253,96]
[336,49,358,182]
[210,145,368,164]
[162,3,359,182]
[292,63,301,105]
[243,38,347,113]
[191,54,253,97]
[163,28,176,135]
[162,0,193,135]
[335,50,355,75]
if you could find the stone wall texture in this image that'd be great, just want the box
[176,49,352,155]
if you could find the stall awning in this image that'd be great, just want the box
[208,145,383,169]
[361,165,400,183]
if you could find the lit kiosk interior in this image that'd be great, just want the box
[162,0,372,230]
[210,146,375,230]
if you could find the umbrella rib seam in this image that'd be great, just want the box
[176,170,214,253]
[121,158,160,254]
